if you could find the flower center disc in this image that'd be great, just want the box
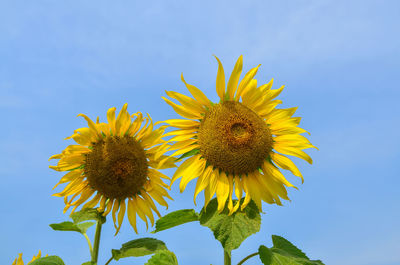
[198,101,272,175]
[84,135,148,199]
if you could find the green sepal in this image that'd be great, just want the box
[49,221,94,234]
[258,245,273,265]
[111,237,168,260]
[176,148,200,161]
[145,250,178,265]
[199,198,261,254]
[29,256,65,265]
[152,209,199,233]
[70,208,106,224]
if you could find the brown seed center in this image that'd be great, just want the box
[84,135,148,199]
[198,101,272,175]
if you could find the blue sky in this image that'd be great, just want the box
[1,1,399,264]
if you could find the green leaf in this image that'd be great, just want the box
[152,209,199,233]
[270,249,324,265]
[271,235,308,259]
[70,208,106,224]
[199,198,261,253]
[111,237,168,260]
[81,262,96,265]
[177,148,200,161]
[29,256,65,265]
[266,235,325,265]
[49,221,94,234]
[259,245,272,265]
[145,250,178,265]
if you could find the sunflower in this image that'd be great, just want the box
[12,251,43,265]
[49,104,175,234]
[163,56,316,214]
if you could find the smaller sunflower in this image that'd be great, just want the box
[12,251,43,265]
[49,104,175,234]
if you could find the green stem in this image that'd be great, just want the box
[224,250,231,265]
[237,252,258,265]
[83,233,93,258]
[91,220,103,264]
[104,257,113,265]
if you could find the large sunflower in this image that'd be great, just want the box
[163,56,316,214]
[12,251,43,265]
[49,104,174,234]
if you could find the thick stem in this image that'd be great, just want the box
[237,252,258,265]
[224,250,231,265]
[91,221,103,264]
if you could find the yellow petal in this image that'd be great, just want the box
[111,199,120,229]
[181,73,211,107]
[231,176,243,213]
[166,90,205,114]
[227,55,243,100]
[245,173,263,210]
[162,119,200,129]
[148,189,169,207]
[227,175,234,214]
[133,196,149,229]
[204,169,218,208]
[103,199,114,217]
[256,100,282,117]
[216,171,230,212]
[193,166,213,205]
[273,145,313,164]
[262,161,296,188]
[214,55,226,100]
[254,171,285,204]
[141,192,161,217]
[267,107,298,123]
[241,79,259,107]
[168,139,197,151]
[141,126,167,148]
[179,158,206,192]
[137,196,154,226]
[236,64,261,100]
[107,107,117,135]
[82,193,101,209]
[171,155,201,185]
[115,200,126,235]
[241,176,252,210]
[127,198,138,233]
[162,97,202,119]
[97,196,107,212]
[170,144,200,157]
[271,152,303,181]
[52,170,81,189]
[136,114,154,140]
[77,113,100,137]
[48,154,63,161]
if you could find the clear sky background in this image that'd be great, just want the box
[1,1,399,265]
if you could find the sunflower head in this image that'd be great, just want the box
[49,104,175,234]
[163,55,316,214]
